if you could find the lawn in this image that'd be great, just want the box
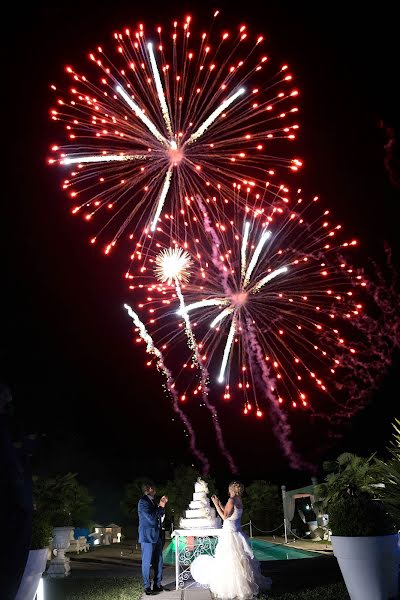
[45,577,350,600]
[44,576,143,600]
[266,582,349,599]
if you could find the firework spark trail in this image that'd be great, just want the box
[174,278,199,365]
[246,318,315,471]
[243,229,271,287]
[241,221,251,280]
[147,42,173,137]
[124,303,210,474]
[217,318,237,383]
[193,335,239,475]
[155,247,238,472]
[187,87,246,144]
[175,282,238,473]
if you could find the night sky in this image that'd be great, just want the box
[3,2,400,519]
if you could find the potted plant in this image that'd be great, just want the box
[315,453,398,600]
[375,418,400,530]
[15,512,52,600]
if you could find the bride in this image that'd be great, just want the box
[210,481,271,599]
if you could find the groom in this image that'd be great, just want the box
[138,482,168,595]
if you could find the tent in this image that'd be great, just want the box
[105,523,122,543]
[281,478,317,543]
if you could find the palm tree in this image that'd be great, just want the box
[375,418,400,528]
[313,452,384,515]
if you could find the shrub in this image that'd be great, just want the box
[328,494,395,536]
[31,512,52,549]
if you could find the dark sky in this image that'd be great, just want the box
[3,2,400,517]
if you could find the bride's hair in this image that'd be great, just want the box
[229,481,244,496]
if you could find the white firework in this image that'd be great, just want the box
[155,247,192,285]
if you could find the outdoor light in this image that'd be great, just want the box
[36,577,44,600]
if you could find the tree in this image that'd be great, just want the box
[162,465,217,528]
[242,480,282,534]
[33,472,94,528]
[314,453,382,513]
[121,466,217,532]
[121,476,154,526]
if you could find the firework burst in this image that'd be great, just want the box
[155,247,192,285]
[48,13,301,255]
[129,188,365,424]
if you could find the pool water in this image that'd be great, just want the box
[163,537,320,565]
[250,538,320,560]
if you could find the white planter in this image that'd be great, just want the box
[15,548,48,600]
[332,534,400,600]
[47,526,74,576]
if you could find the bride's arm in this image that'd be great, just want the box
[212,496,234,520]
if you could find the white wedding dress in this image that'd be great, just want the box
[209,502,271,599]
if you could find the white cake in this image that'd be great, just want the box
[179,478,222,530]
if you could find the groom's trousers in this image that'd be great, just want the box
[141,536,163,588]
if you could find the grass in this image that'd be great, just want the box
[263,581,349,599]
[44,576,143,600]
[45,577,350,600]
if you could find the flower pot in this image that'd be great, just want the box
[15,548,48,600]
[332,534,400,600]
[47,526,74,576]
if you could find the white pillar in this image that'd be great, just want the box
[281,485,288,544]
[175,533,179,590]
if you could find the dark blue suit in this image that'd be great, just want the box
[138,495,165,589]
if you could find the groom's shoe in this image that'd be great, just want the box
[153,585,163,593]
[145,588,153,595]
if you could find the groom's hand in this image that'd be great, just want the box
[159,495,168,508]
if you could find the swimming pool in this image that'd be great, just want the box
[163,537,320,565]
[250,538,321,560]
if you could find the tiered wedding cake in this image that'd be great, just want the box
[179,478,222,530]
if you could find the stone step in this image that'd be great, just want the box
[140,587,212,600]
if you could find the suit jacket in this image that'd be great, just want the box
[138,495,165,544]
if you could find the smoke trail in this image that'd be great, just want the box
[196,353,239,475]
[186,319,238,474]
[196,196,231,295]
[124,303,210,474]
[380,121,400,189]
[246,318,315,472]
[174,282,238,473]
[317,245,400,426]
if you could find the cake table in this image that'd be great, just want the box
[171,528,224,589]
